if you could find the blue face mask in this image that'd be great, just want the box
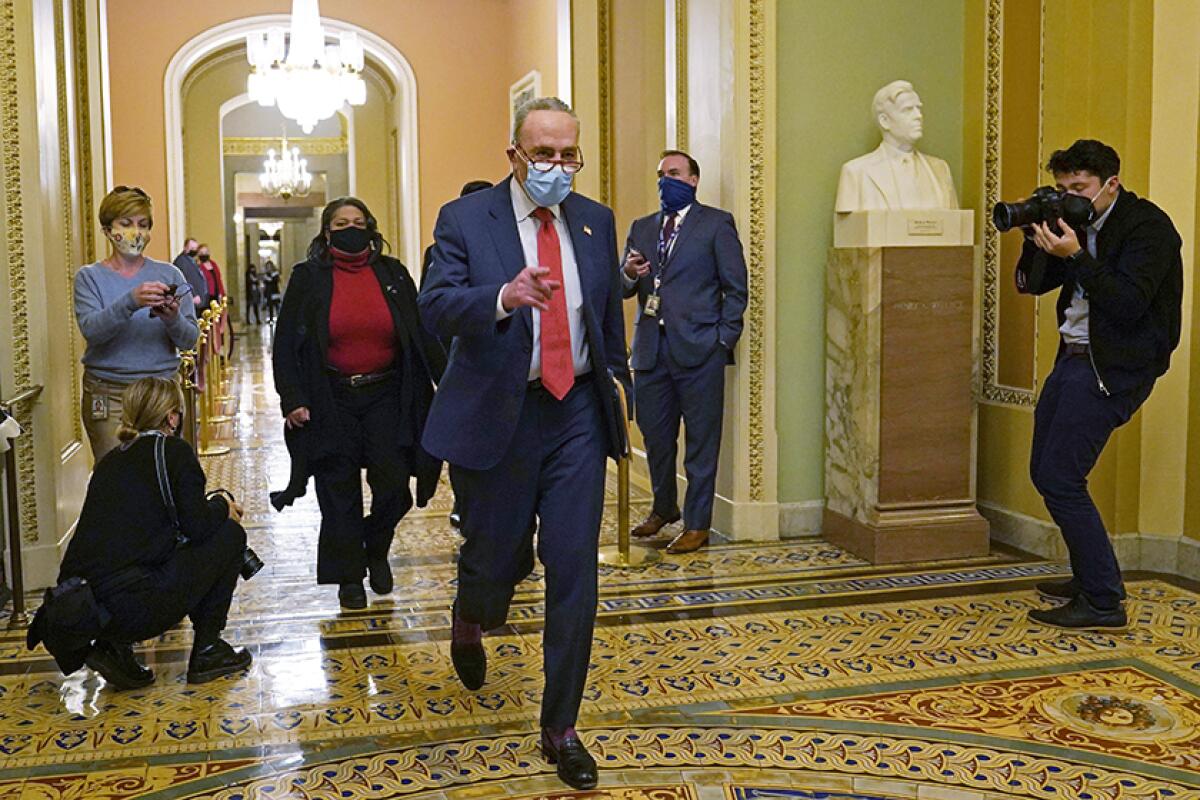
[659,176,697,213]
[523,165,574,207]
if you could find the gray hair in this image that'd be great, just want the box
[872,80,915,119]
[512,96,579,143]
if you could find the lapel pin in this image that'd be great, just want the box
[583,225,593,236]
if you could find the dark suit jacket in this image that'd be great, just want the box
[173,253,210,309]
[418,176,631,471]
[1015,188,1182,394]
[271,254,446,508]
[623,203,748,370]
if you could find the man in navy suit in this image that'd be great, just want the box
[623,151,748,554]
[419,97,629,791]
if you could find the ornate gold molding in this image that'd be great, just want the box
[675,0,688,152]
[597,0,612,206]
[1,0,39,542]
[747,0,766,501]
[222,136,348,157]
[980,0,1037,406]
[54,0,82,442]
[72,0,95,264]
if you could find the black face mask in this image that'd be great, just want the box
[329,226,372,255]
[187,248,198,257]
[198,254,210,263]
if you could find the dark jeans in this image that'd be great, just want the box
[313,376,413,585]
[452,380,606,729]
[1030,355,1153,609]
[634,331,727,530]
[97,519,245,647]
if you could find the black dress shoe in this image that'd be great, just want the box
[450,604,485,690]
[85,640,154,690]
[186,639,252,684]
[541,728,598,790]
[367,557,393,595]
[338,581,367,609]
[1036,578,1079,601]
[448,511,462,529]
[1028,594,1127,630]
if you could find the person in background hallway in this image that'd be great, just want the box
[245,263,263,325]
[419,178,493,529]
[174,237,210,311]
[196,243,225,304]
[623,150,748,554]
[30,377,251,689]
[263,261,282,321]
[272,197,446,609]
[419,97,630,791]
[1017,140,1182,629]
[74,186,199,462]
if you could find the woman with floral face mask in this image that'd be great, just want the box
[73,186,200,462]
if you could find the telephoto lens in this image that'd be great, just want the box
[240,547,265,580]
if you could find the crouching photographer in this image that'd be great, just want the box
[1003,139,1182,629]
[28,377,262,688]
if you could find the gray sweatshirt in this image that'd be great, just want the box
[73,259,200,383]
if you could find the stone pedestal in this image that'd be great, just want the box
[824,210,989,564]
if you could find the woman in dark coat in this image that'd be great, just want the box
[272,197,445,609]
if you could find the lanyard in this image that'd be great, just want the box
[655,213,682,286]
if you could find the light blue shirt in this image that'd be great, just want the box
[1059,197,1117,345]
[73,258,200,382]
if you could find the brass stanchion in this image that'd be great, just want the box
[196,316,230,457]
[178,349,199,448]
[598,380,660,568]
[211,300,233,405]
[203,308,232,425]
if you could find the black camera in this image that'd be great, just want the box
[992,186,1095,232]
[240,547,264,580]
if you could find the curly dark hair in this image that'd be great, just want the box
[1046,140,1121,182]
[306,196,389,265]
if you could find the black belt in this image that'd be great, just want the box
[528,371,592,393]
[1063,342,1090,357]
[327,367,396,388]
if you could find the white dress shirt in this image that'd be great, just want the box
[1059,194,1117,345]
[496,179,589,380]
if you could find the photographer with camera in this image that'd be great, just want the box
[1005,139,1182,629]
[28,377,259,688]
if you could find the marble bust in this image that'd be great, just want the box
[835,80,959,213]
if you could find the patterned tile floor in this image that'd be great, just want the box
[1,329,1198,799]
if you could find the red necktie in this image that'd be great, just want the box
[532,207,574,400]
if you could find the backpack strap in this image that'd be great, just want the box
[152,433,181,536]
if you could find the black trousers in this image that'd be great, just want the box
[1030,355,1153,609]
[97,519,245,646]
[246,295,262,324]
[453,381,606,729]
[314,377,413,585]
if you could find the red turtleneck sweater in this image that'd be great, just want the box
[326,248,397,375]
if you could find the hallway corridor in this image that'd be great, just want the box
[1,331,1198,799]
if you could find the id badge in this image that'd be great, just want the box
[644,294,661,318]
[90,393,109,421]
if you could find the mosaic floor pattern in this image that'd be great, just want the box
[1,329,1197,799]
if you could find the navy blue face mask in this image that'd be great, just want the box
[658,176,697,213]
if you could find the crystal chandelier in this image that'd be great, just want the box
[245,0,366,134]
[259,133,312,200]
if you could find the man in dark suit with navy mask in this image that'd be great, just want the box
[419,97,629,791]
[623,151,748,554]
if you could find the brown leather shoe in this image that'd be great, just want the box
[666,528,709,554]
[631,510,681,538]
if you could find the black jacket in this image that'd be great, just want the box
[30,434,229,673]
[271,254,446,508]
[1015,188,1183,395]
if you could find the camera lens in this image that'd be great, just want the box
[240,547,264,580]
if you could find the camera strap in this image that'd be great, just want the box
[147,432,181,536]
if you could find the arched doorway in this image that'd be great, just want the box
[163,14,421,271]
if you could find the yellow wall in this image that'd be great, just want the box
[510,0,559,109]
[106,0,519,262]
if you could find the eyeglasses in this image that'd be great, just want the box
[112,185,149,198]
[515,145,584,175]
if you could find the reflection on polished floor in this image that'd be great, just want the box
[1,331,1198,800]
